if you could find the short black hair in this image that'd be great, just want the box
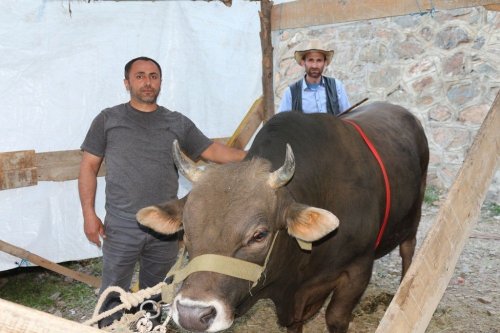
[124,57,162,80]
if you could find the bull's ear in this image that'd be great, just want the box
[285,203,339,242]
[136,196,187,235]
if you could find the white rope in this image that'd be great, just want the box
[84,247,186,329]
[105,311,145,332]
[84,282,167,327]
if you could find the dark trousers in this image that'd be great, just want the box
[98,212,178,327]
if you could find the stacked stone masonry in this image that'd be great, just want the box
[273,6,499,202]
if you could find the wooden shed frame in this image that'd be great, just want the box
[1,1,499,332]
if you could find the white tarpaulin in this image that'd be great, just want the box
[0,0,262,271]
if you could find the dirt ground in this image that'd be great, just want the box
[1,202,498,332]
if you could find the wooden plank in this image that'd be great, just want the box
[271,0,500,31]
[36,150,82,181]
[375,91,500,333]
[0,298,103,333]
[0,240,101,288]
[484,3,500,10]
[0,150,37,190]
[226,96,265,149]
[36,150,106,182]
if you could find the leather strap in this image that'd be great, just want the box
[343,119,391,249]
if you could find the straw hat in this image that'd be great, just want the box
[294,39,334,65]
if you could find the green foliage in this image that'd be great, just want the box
[424,185,441,205]
[0,269,60,310]
[484,202,500,216]
[0,259,101,315]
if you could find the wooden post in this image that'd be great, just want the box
[0,240,101,288]
[259,0,275,121]
[375,92,500,333]
[0,298,103,333]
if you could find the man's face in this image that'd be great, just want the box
[124,60,162,105]
[301,51,327,79]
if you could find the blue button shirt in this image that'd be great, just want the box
[278,77,351,114]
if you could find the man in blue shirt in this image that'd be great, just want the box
[278,40,351,115]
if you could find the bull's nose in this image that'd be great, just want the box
[176,300,217,332]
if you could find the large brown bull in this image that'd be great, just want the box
[137,102,429,333]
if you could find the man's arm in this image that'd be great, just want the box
[336,80,351,113]
[78,151,105,247]
[200,142,246,164]
[277,87,292,113]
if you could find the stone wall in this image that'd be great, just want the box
[272,6,499,202]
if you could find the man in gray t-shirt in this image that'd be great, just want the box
[78,57,246,327]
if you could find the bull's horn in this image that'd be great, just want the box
[268,144,295,189]
[172,139,203,182]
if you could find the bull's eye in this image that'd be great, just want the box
[251,230,269,243]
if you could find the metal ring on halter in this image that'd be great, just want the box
[163,275,174,284]
[160,303,171,314]
[140,300,161,319]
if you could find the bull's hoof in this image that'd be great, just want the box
[177,301,217,332]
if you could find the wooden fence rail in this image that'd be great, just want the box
[0,240,101,288]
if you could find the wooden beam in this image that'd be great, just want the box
[0,240,101,288]
[36,150,105,182]
[375,91,500,333]
[226,96,265,149]
[484,3,500,10]
[260,0,275,121]
[0,150,37,190]
[36,150,82,181]
[0,298,103,333]
[272,0,500,31]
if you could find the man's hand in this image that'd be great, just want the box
[84,214,105,247]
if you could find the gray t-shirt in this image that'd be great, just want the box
[81,103,212,221]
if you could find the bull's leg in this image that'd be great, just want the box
[324,259,373,333]
[399,182,424,279]
[399,236,416,278]
[286,322,304,333]
[282,284,332,333]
